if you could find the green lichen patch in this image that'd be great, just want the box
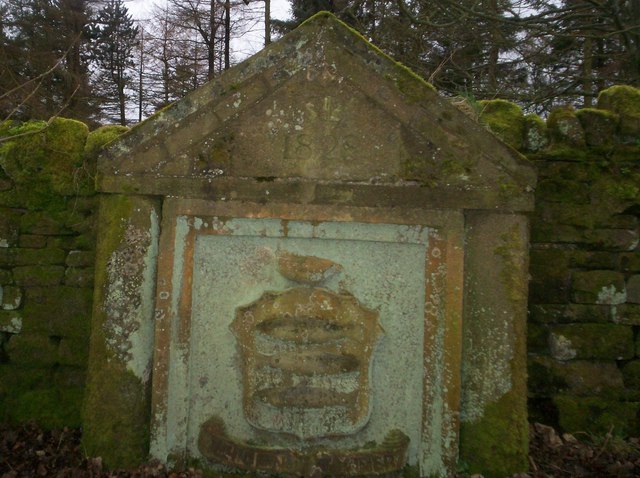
[547,106,586,148]
[524,113,548,152]
[576,108,619,147]
[478,99,525,150]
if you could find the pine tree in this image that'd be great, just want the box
[88,0,138,125]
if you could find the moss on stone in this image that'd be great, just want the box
[82,194,153,469]
[597,85,640,138]
[575,108,619,147]
[554,395,639,436]
[547,106,586,147]
[459,392,529,477]
[598,85,640,115]
[478,99,525,150]
[4,387,84,428]
[0,118,91,209]
[548,324,634,361]
[84,125,129,161]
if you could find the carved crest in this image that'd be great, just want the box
[230,286,383,439]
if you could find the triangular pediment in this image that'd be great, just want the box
[98,13,535,211]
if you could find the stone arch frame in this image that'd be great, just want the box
[149,198,464,475]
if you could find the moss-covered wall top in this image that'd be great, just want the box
[0,120,127,428]
[480,85,640,438]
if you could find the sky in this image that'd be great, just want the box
[124,0,293,60]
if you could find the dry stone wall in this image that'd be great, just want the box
[0,120,127,427]
[481,85,640,437]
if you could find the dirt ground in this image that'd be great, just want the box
[1,422,640,477]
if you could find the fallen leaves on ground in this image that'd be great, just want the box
[2,422,640,477]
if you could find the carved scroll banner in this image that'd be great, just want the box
[198,417,409,477]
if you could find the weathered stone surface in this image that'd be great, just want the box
[12,265,65,286]
[5,333,59,366]
[276,252,342,285]
[554,395,639,436]
[620,253,640,272]
[615,304,640,325]
[524,113,548,152]
[23,286,92,338]
[58,337,90,366]
[585,228,639,251]
[0,269,11,285]
[83,194,160,469]
[1,285,22,310]
[88,13,535,477]
[66,250,95,267]
[535,179,589,204]
[621,360,640,390]
[18,234,48,248]
[571,270,626,304]
[576,108,619,147]
[0,208,20,248]
[529,356,623,396]
[548,324,634,361]
[597,85,640,138]
[478,99,525,150]
[626,275,640,303]
[0,310,22,333]
[547,106,586,147]
[529,304,611,324]
[64,267,94,288]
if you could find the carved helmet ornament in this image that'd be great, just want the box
[231,252,384,439]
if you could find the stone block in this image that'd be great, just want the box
[528,304,610,324]
[613,304,640,325]
[0,269,11,285]
[571,270,626,304]
[0,310,22,333]
[66,250,95,267]
[620,253,640,273]
[11,248,66,266]
[575,108,619,147]
[529,356,623,396]
[18,235,48,248]
[548,324,634,360]
[626,275,640,303]
[23,286,92,338]
[0,208,21,248]
[58,337,90,366]
[536,179,589,204]
[19,212,70,236]
[554,395,639,436]
[530,223,588,244]
[53,366,87,388]
[64,267,94,288]
[527,323,549,353]
[2,387,84,429]
[621,360,640,390]
[1,285,22,310]
[568,251,615,269]
[547,106,586,147]
[12,265,65,286]
[584,228,639,251]
[5,333,59,366]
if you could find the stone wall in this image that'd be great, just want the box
[481,85,640,437]
[0,119,126,427]
[1,85,639,450]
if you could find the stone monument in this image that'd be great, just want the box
[83,13,536,477]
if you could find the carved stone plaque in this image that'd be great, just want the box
[230,286,383,439]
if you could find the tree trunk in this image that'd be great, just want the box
[265,0,271,46]
[224,0,231,70]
